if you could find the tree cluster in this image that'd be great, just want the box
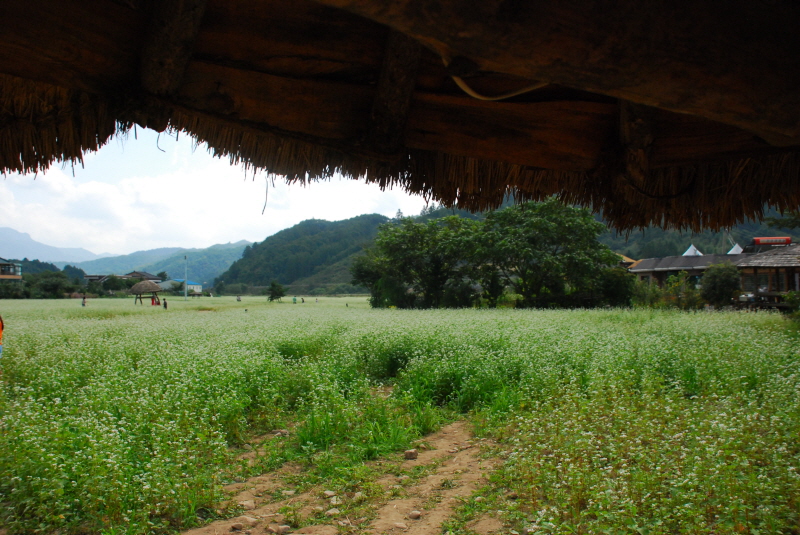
[352,200,633,309]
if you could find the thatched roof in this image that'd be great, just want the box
[2,0,799,231]
[129,279,162,294]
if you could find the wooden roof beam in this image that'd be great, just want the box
[312,0,800,146]
[363,30,422,159]
[140,0,208,97]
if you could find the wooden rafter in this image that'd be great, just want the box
[140,0,208,97]
[364,30,422,159]
[312,0,800,146]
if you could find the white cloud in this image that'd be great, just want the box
[1,129,428,255]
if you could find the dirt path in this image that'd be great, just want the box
[182,421,502,535]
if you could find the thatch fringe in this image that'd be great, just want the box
[0,74,122,175]
[2,73,800,231]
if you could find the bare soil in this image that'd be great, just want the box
[182,421,501,535]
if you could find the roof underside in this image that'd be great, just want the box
[1,0,799,231]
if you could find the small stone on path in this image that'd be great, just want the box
[323,490,337,498]
[404,449,418,460]
[282,490,296,496]
[325,508,340,517]
[231,523,244,531]
[394,522,409,530]
[408,510,422,520]
[239,500,256,510]
[241,517,259,527]
[329,496,342,505]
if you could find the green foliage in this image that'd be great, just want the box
[700,262,742,308]
[485,200,620,308]
[353,200,621,309]
[662,271,704,310]
[12,258,60,275]
[218,215,388,287]
[632,278,663,307]
[765,210,800,230]
[597,266,636,307]
[1,300,798,534]
[61,265,87,285]
[21,271,78,298]
[214,280,226,295]
[143,243,248,289]
[267,280,286,302]
[101,275,129,292]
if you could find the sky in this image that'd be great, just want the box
[0,128,429,256]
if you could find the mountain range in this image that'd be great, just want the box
[65,242,251,286]
[4,206,800,293]
[0,227,114,263]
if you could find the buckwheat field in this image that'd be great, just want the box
[0,298,798,534]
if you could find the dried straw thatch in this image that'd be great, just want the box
[2,0,799,231]
[129,280,162,295]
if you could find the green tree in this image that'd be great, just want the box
[483,199,620,307]
[766,211,800,230]
[102,275,127,292]
[25,271,76,298]
[597,266,636,307]
[267,280,286,302]
[156,271,168,280]
[353,216,479,308]
[663,271,704,310]
[214,281,226,295]
[62,265,87,285]
[700,263,741,308]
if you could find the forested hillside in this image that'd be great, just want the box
[66,248,185,274]
[139,242,249,287]
[64,242,248,286]
[216,214,388,288]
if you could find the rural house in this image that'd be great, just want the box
[628,246,750,287]
[158,279,203,293]
[121,271,162,282]
[0,257,22,281]
[737,244,800,295]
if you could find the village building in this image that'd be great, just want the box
[121,271,162,282]
[0,257,22,281]
[737,244,800,295]
[157,279,203,293]
[628,245,750,287]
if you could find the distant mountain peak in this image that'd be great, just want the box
[0,227,111,263]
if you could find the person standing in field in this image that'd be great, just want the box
[163,299,168,310]
[0,314,4,361]
[82,295,86,307]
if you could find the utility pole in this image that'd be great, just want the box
[184,255,188,301]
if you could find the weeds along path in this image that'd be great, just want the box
[182,421,500,535]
